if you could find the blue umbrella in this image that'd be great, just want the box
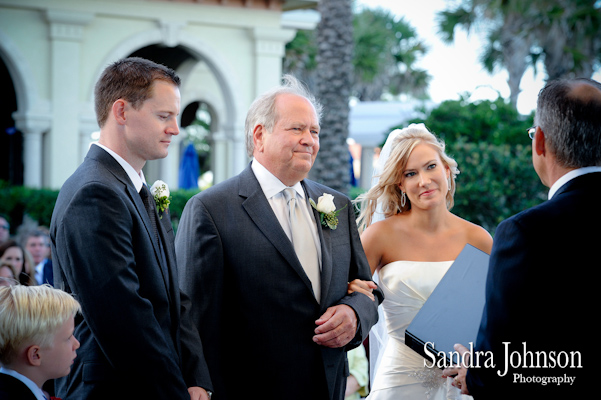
[349,151,357,187]
[179,143,200,189]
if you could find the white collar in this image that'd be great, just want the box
[548,166,601,199]
[92,142,146,192]
[251,159,304,200]
[0,367,47,400]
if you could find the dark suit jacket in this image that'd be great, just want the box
[40,258,54,286]
[175,164,382,400]
[0,374,37,400]
[50,145,211,399]
[466,172,598,399]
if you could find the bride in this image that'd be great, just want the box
[350,124,492,399]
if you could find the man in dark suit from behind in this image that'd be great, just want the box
[176,75,382,400]
[446,78,601,398]
[50,57,211,400]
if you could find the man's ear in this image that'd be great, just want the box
[534,127,546,156]
[253,124,265,153]
[26,345,42,367]
[112,99,127,125]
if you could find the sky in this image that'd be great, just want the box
[355,0,600,115]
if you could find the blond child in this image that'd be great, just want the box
[0,284,80,400]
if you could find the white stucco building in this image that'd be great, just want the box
[0,0,318,189]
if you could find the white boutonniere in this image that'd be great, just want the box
[150,180,171,218]
[309,193,346,230]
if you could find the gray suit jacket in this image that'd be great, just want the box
[176,164,381,400]
[50,145,211,399]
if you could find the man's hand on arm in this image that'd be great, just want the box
[312,304,358,348]
[188,386,211,400]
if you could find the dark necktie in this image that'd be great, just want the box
[140,184,159,243]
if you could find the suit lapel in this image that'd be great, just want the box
[127,184,173,297]
[239,166,316,296]
[302,181,333,308]
[89,146,173,299]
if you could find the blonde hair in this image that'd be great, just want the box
[0,284,81,365]
[355,125,459,232]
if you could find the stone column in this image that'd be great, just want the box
[45,10,94,188]
[250,27,296,95]
[360,146,375,190]
[79,112,98,164]
[212,130,229,185]
[13,111,51,189]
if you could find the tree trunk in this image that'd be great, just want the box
[310,0,353,194]
[501,12,534,109]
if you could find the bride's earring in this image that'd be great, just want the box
[400,190,406,207]
[447,177,452,192]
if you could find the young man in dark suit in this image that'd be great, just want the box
[176,75,382,400]
[50,57,212,400]
[446,78,600,398]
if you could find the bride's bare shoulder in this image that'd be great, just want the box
[453,215,493,254]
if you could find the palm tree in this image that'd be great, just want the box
[438,0,601,108]
[438,0,536,108]
[352,7,430,101]
[310,0,354,193]
[284,5,431,102]
[533,0,601,81]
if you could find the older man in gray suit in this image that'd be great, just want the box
[176,75,382,400]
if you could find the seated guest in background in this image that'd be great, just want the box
[0,240,36,286]
[0,214,10,244]
[22,229,53,286]
[345,345,369,400]
[0,284,81,400]
[444,78,601,398]
[0,262,18,287]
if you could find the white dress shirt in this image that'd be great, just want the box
[251,159,322,268]
[548,166,601,199]
[0,367,47,400]
[34,260,45,285]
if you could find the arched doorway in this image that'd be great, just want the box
[0,56,22,185]
[93,26,244,187]
[180,100,217,189]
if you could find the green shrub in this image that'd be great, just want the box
[0,181,200,235]
[449,141,547,234]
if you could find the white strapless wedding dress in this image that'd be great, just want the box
[368,261,471,400]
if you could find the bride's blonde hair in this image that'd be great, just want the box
[355,124,459,232]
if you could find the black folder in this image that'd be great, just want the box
[405,244,490,366]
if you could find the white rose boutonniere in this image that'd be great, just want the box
[309,193,346,230]
[150,180,171,218]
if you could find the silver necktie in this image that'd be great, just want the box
[283,187,321,303]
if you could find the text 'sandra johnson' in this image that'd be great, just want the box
[424,341,582,386]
